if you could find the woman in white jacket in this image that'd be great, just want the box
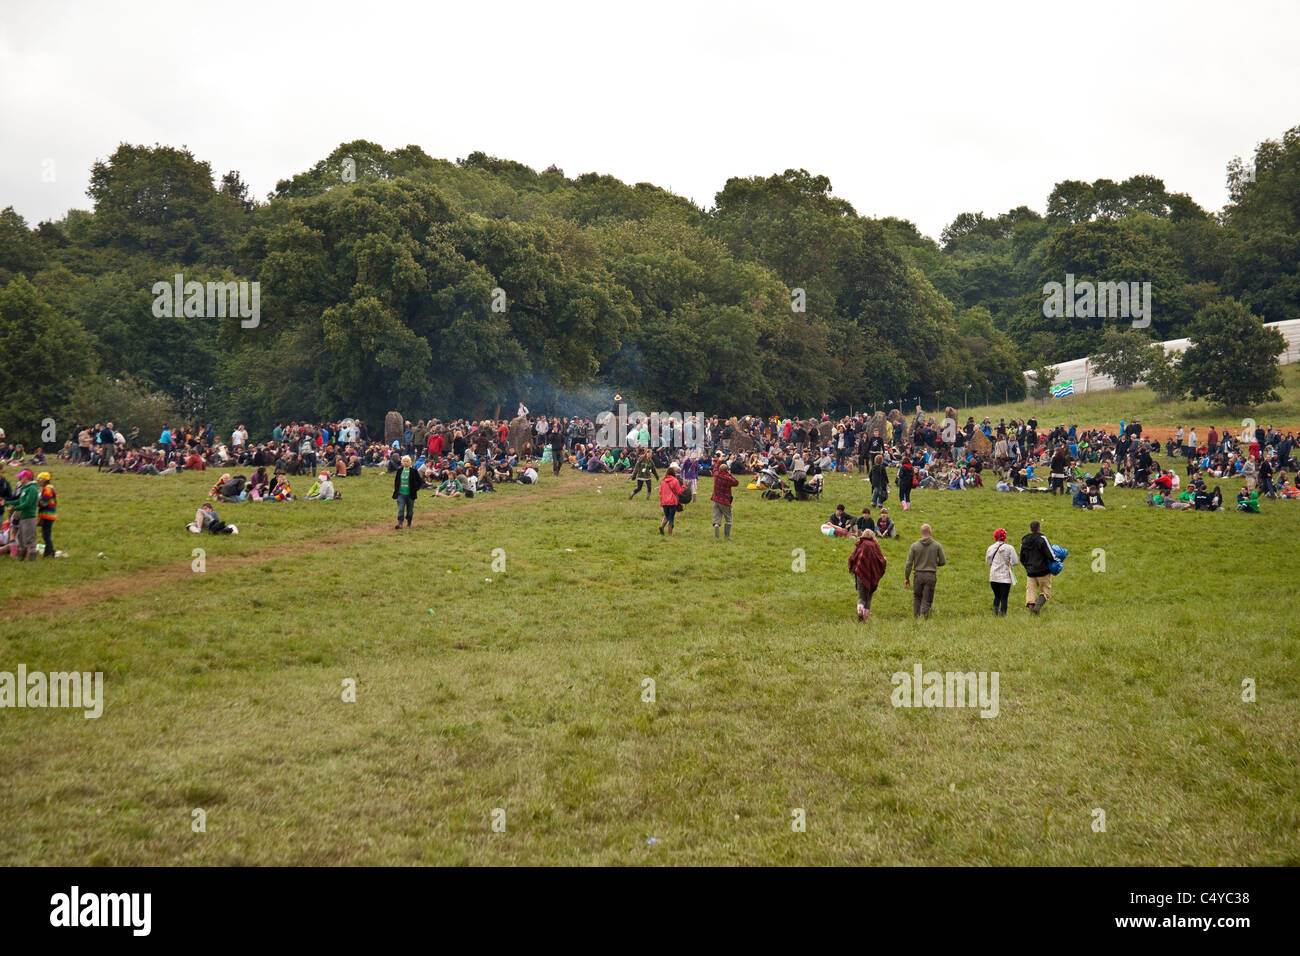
[985,528,1019,617]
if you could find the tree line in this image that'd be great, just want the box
[1,125,1296,442]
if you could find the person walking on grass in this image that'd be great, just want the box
[392,454,425,530]
[897,458,914,510]
[629,450,658,500]
[869,454,889,506]
[902,523,945,618]
[984,527,1018,616]
[658,463,684,536]
[710,459,739,539]
[1019,519,1054,614]
[549,427,565,477]
[849,527,887,621]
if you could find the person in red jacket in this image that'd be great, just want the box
[848,527,887,621]
[658,463,684,536]
[710,459,739,539]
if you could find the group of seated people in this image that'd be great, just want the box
[208,469,343,502]
[826,504,897,538]
[1147,477,1226,511]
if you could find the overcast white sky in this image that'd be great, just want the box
[2,0,1297,239]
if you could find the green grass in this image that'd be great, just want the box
[1,461,1296,865]
[956,364,1300,431]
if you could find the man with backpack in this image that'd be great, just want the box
[1019,520,1054,615]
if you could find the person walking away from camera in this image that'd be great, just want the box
[658,463,684,536]
[849,527,887,621]
[393,454,424,529]
[681,453,700,499]
[985,527,1018,616]
[903,523,945,618]
[1020,519,1054,614]
[869,454,888,506]
[897,458,914,510]
[710,460,738,539]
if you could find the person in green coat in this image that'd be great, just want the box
[5,469,40,560]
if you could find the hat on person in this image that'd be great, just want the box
[16,470,32,482]
[994,528,1007,541]
[319,473,328,482]
[37,472,50,482]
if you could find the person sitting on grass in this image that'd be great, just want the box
[436,471,462,498]
[1085,481,1105,510]
[187,502,238,535]
[490,457,514,484]
[516,464,539,485]
[855,507,873,534]
[305,473,338,500]
[271,472,294,501]
[829,503,854,534]
[876,507,897,539]
[209,473,232,499]
[1237,488,1260,513]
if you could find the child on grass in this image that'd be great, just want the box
[36,472,56,556]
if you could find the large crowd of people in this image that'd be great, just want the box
[4,406,1295,607]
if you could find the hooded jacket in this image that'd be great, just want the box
[1020,532,1053,577]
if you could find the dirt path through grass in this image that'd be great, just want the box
[0,476,597,619]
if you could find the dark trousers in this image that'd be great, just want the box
[856,579,876,609]
[912,570,936,617]
[39,518,54,555]
[552,454,562,476]
[899,483,911,504]
[631,479,652,499]
[990,580,1010,615]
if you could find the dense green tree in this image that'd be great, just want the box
[1178,298,1285,410]
[1090,327,1154,388]
[0,277,93,444]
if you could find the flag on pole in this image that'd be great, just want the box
[1050,380,1074,398]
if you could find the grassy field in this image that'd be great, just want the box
[1,458,1297,865]
[953,364,1300,433]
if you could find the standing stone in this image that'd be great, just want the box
[384,411,404,445]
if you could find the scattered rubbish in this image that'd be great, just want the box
[645,838,659,845]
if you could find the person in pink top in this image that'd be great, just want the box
[658,463,684,536]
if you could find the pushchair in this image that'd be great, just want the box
[756,467,793,501]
